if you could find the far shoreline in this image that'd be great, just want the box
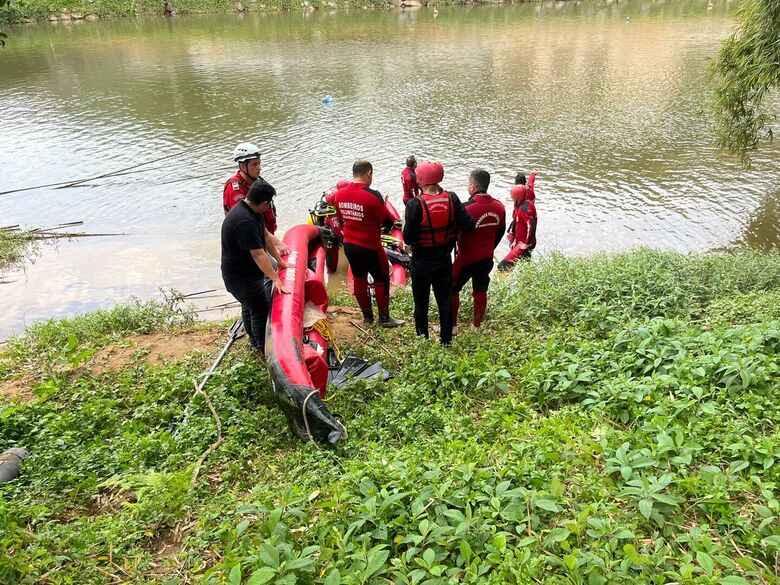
[1,0,540,26]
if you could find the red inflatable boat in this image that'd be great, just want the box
[265,224,344,444]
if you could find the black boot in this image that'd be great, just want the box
[379,314,405,328]
[497,259,513,272]
[363,311,375,324]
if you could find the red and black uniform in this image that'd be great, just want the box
[452,193,506,329]
[333,182,393,320]
[401,167,421,205]
[223,172,278,234]
[500,173,537,269]
[404,190,475,345]
[502,199,537,267]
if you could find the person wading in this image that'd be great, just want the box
[333,159,405,328]
[401,155,421,205]
[451,169,506,335]
[221,180,289,355]
[403,161,475,346]
[498,172,537,271]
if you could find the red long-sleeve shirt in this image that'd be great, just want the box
[456,193,506,266]
[333,182,392,249]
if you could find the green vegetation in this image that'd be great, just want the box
[3,249,780,583]
[710,0,780,166]
[0,227,38,275]
[0,0,399,24]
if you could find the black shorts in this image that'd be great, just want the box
[452,257,493,294]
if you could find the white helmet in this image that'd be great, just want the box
[233,142,261,163]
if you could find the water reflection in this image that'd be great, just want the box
[732,187,780,251]
[1,0,779,338]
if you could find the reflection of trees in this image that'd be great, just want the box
[733,187,780,251]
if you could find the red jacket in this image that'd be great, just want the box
[333,182,391,249]
[456,193,506,265]
[222,172,277,234]
[401,167,421,205]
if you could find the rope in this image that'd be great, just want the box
[0,145,202,196]
[311,317,341,361]
[302,389,320,446]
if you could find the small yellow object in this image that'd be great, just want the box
[394,535,404,544]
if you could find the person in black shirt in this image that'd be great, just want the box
[221,180,288,354]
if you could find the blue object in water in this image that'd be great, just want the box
[321,95,333,105]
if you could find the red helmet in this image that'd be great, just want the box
[510,185,527,203]
[416,161,444,187]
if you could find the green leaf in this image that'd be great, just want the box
[247,566,276,585]
[423,548,435,567]
[228,563,242,585]
[718,577,751,585]
[763,535,780,549]
[493,533,506,552]
[459,540,472,566]
[544,528,571,547]
[638,498,654,520]
[697,551,714,575]
[365,546,389,578]
[534,499,560,512]
[323,569,341,585]
[285,557,314,571]
[236,519,250,536]
[516,536,536,547]
[258,543,280,568]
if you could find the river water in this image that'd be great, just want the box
[1,1,778,339]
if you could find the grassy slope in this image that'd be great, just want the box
[2,249,780,584]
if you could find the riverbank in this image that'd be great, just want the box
[0,0,501,25]
[3,248,780,582]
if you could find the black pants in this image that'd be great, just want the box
[343,243,390,317]
[452,257,494,293]
[226,278,271,354]
[410,256,453,345]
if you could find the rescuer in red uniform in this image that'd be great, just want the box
[222,142,290,256]
[333,160,405,328]
[451,169,506,335]
[403,161,475,346]
[498,172,537,271]
[401,155,421,205]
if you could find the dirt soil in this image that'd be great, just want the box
[90,327,227,375]
[1,310,380,403]
[0,375,36,403]
[327,306,365,347]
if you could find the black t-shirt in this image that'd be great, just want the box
[221,199,266,285]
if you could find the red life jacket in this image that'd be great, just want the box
[417,191,455,248]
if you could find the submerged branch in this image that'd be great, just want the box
[0,222,124,277]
